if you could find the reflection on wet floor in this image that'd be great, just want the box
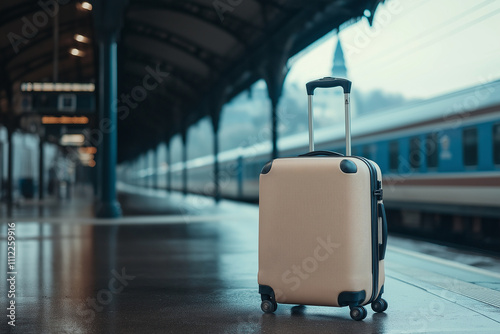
[0,188,499,333]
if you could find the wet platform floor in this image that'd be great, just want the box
[0,184,500,333]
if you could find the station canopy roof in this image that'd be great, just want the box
[0,0,384,161]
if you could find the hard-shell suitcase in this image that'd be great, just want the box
[258,77,388,321]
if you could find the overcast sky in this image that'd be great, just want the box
[284,0,500,99]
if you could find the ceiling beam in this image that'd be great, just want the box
[128,0,257,46]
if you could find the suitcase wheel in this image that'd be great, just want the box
[349,306,367,321]
[371,298,388,313]
[261,299,278,314]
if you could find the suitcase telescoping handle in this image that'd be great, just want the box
[306,77,352,155]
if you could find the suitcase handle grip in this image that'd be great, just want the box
[299,150,344,157]
[378,203,388,260]
[306,77,352,95]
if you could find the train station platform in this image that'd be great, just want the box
[1,184,500,333]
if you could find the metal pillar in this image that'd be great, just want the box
[148,150,153,189]
[264,83,284,161]
[153,147,160,189]
[209,93,224,202]
[182,132,187,195]
[136,158,141,186]
[38,137,44,200]
[213,126,220,202]
[52,10,59,82]
[93,146,100,198]
[271,101,278,160]
[142,154,147,187]
[95,35,122,217]
[262,37,294,160]
[93,0,126,217]
[237,156,243,198]
[0,142,3,199]
[166,141,171,192]
[6,127,13,205]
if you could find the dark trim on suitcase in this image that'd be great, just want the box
[353,156,380,304]
[298,150,344,157]
[340,159,357,173]
[261,161,273,174]
[338,290,366,307]
[378,203,388,260]
[259,284,276,301]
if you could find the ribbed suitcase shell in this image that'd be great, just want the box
[258,156,385,307]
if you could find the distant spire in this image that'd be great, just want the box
[332,38,347,78]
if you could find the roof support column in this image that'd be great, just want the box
[181,131,188,195]
[0,141,3,201]
[209,94,224,203]
[147,151,152,188]
[262,37,294,160]
[271,101,278,160]
[153,148,159,189]
[38,136,45,200]
[95,36,122,217]
[3,86,15,214]
[6,125,14,208]
[93,0,127,217]
[134,158,139,186]
[143,154,148,187]
[166,139,171,192]
[212,122,220,202]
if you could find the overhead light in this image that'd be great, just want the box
[42,116,89,125]
[88,160,96,167]
[79,147,97,154]
[78,152,94,162]
[364,9,371,18]
[60,134,85,146]
[21,82,95,92]
[74,34,90,43]
[70,48,85,57]
[80,2,92,11]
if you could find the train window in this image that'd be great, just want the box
[409,137,421,169]
[389,141,399,171]
[494,124,500,165]
[426,133,438,168]
[463,127,478,167]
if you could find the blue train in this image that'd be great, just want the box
[129,79,500,235]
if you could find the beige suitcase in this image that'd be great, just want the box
[258,77,388,321]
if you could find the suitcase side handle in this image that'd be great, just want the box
[306,77,352,95]
[306,77,352,155]
[378,203,388,260]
